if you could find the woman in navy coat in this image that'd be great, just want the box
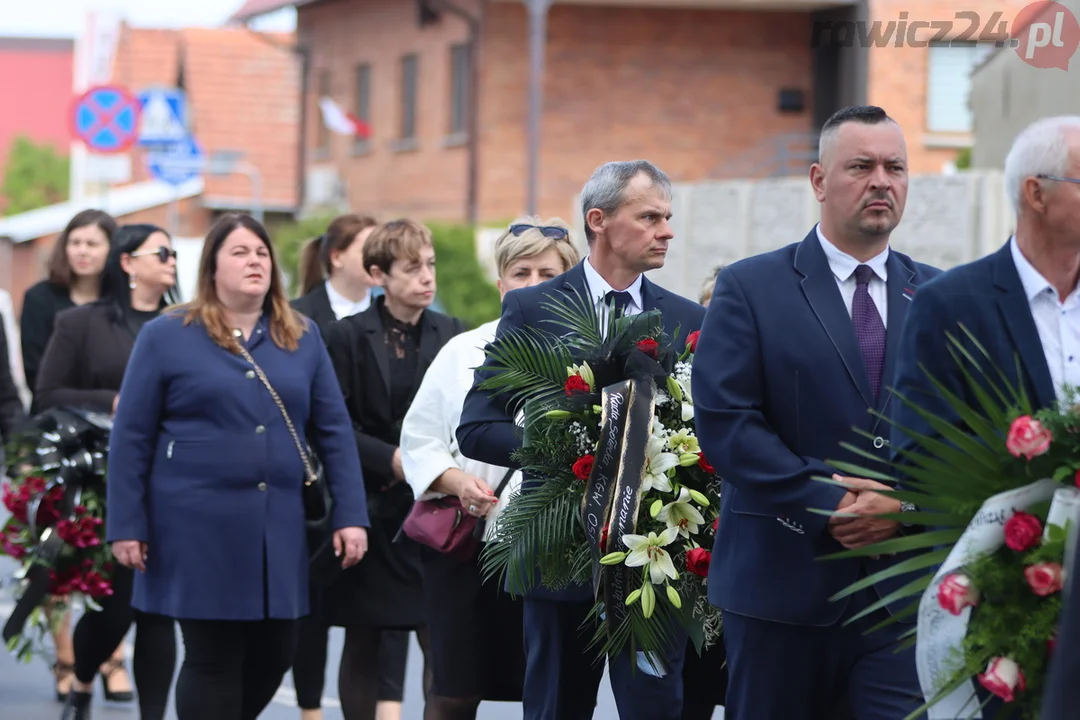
[105,212,370,720]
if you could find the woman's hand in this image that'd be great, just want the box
[334,527,368,568]
[456,474,498,518]
[111,540,147,572]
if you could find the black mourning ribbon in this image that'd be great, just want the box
[581,372,657,642]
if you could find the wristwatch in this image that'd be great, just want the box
[900,501,917,528]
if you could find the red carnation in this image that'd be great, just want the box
[698,453,715,474]
[1004,511,1043,552]
[572,454,595,481]
[636,338,659,359]
[686,547,712,577]
[686,330,701,353]
[565,375,590,396]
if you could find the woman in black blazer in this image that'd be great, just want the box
[323,219,465,720]
[21,209,117,409]
[289,212,412,720]
[37,224,181,720]
[17,209,136,705]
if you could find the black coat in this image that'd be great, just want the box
[291,284,337,336]
[34,303,137,414]
[322,298,465,629]
[0,318,25,442]
[20,280,76,407]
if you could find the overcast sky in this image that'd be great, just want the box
[5,0,296,37]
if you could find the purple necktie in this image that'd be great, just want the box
[853,264,886,400]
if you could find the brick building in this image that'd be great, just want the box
[230,0,1023,226]
[0,23,300,313]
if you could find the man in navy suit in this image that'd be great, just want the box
[457,160,705,720]
[692,105,941,719]
[894,116,1080,717]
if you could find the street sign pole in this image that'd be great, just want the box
[524,0,553,218]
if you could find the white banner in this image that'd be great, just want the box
[916,478,1073,718]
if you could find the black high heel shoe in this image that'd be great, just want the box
[60,690,92,720]
[99,658,134,702]
[52,661,75,702]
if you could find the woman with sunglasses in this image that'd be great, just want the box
[399,217,580,720]
[36,224,181,720]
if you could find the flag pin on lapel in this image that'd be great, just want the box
[902,287,915,301]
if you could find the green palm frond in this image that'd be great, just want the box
[476,326,574,413]
[479,480,587,594]
[538,286,605,350]
[812,326,1037,635]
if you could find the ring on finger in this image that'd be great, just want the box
[469,504,479,514]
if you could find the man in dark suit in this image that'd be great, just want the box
[691,105,941,720]
[893,115,1080,718]
[457,160,705,720]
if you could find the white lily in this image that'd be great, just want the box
[644,435,677,494]
[622,526,680,584]
[657,487,706,538]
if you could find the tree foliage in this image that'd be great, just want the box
[268,215,502,329]
[1,136,70,216]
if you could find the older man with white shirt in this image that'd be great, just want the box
[892,114,1080,717]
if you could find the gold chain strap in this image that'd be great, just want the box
[233,336,317,486]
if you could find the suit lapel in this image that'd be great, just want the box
[313,284,337,329]
[358,305,392,399]
[993,243,1057,408]
[413,311,441,388]
[795,231,875,407]
[879,253,917,413]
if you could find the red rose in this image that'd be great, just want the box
[686,330,700,353]
[1004,511,1043,552]
[977,657,1026,703]
[936,573,979,615]
[1006,415,1052,460]
[572,454,595,481]
[698,453,715,474]
[1025,562,1065,596]
[686,547,712,577]
[636,338,659,359]
[565,375,590,396]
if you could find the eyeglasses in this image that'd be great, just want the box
[1036,173,1080,185]
[508,224,570,240]
[130,246,178,263]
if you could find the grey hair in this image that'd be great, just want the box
[1004,116,1080,215]
[580,160,671,242]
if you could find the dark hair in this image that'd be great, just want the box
[99,224,179,317]
[298,213,378,296]
[178,212,305,353]
[818,106,895,160]
[46,209,118,288]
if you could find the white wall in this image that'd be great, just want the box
[172,237,204,303]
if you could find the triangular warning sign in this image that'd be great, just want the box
[139,94,186,143]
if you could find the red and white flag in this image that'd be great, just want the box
[319,96,371,139]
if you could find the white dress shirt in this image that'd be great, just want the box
[1010,237,1080,403]
[816,224,889,328]
[400,319,523,542]
[582,255,644,328]
[325,279,371,321]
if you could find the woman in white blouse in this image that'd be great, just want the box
[400,218,580,719]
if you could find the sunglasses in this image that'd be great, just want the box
[509,224,569,240]
[130,247,178,263]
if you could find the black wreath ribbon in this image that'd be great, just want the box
[2,408,110,644]
[581,373,656,640]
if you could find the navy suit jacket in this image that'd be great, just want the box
[1042,529,1080,718]
[457,260,706,601]
[692,228,941,626]
[890,240,1057,460]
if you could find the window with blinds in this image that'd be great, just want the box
[926,42,996,133]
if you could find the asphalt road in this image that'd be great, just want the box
[0,517,724,719]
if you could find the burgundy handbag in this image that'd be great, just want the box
[402,468,515,561]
